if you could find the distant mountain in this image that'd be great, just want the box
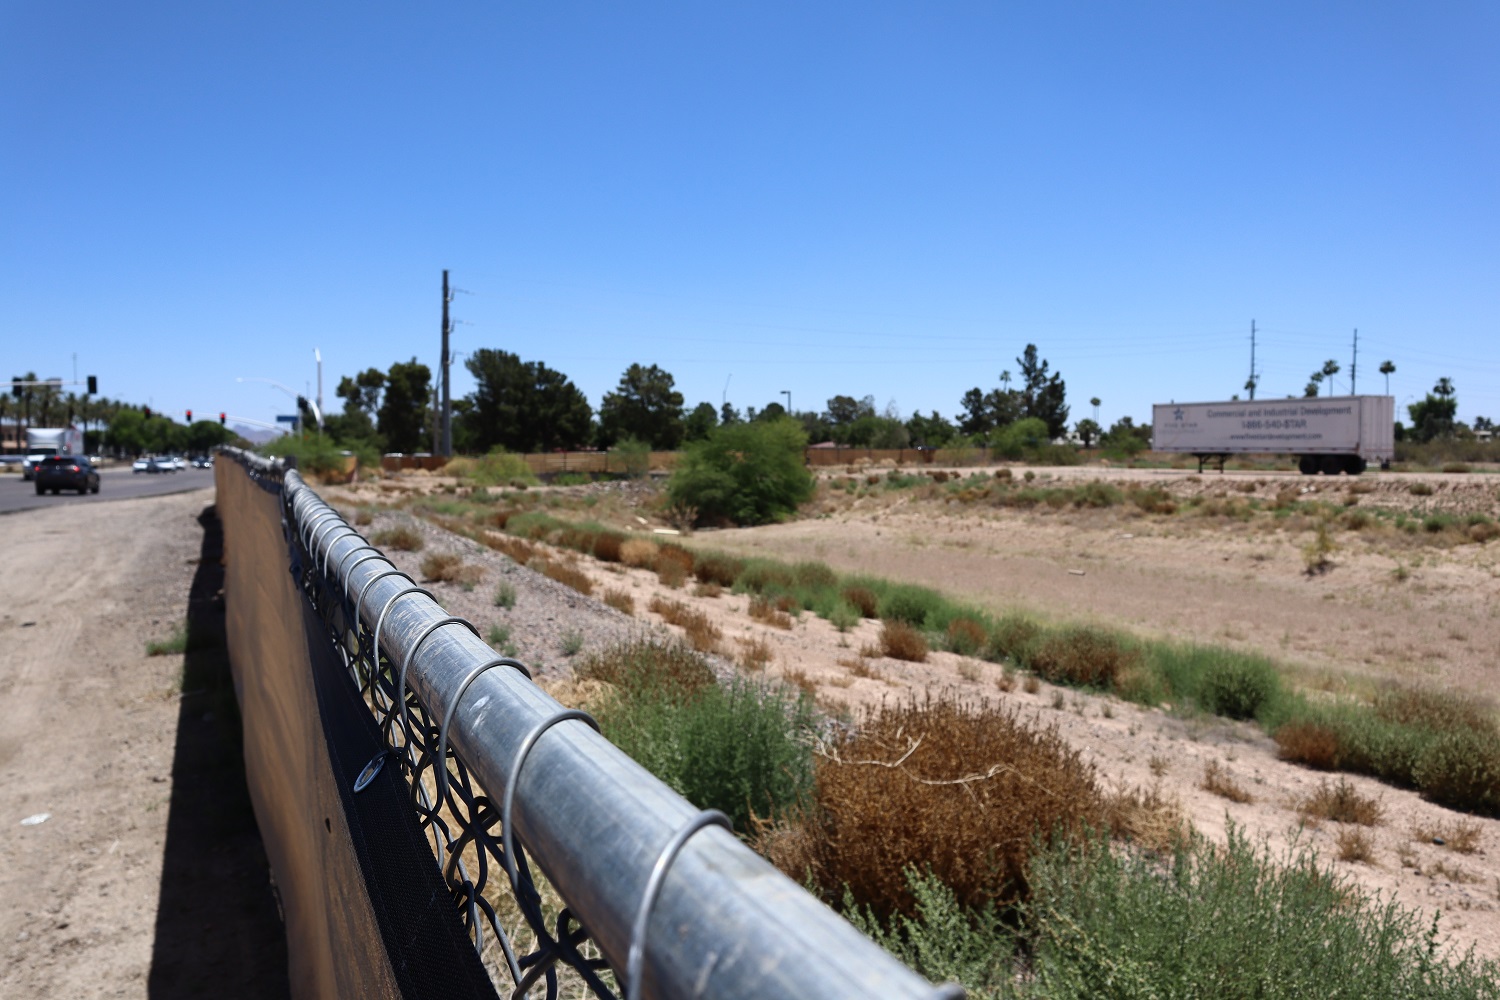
[231,423,279,445]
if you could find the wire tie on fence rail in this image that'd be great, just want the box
[396,616,483,780]
[300,508,340,550]
[434,657,537,808]
[352,750,389,793]
[626,809,733,1000]
[363,582,432,706]
[339,549,384,602]
[320,527,364,577]
[312,518,355,562]
[498,708,602,1000]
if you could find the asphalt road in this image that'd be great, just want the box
[0,465,214,515]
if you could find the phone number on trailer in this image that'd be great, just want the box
[1240,419,1309,430]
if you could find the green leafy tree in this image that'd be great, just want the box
[825,394,876,428]
[185,419,233,454]
[958,387,1021,438]
[1017,344,1069,438]
[328,368,386,446]
[668,418,815,525]
[378,358,432,453]
[719,402,741,425]
[1101,416,1151,456]
[462,348,592,453]
[684,402,719,442]
[598,364,685,449]
[756,401,787,422]
[905,411,956,448]
[104,407,148,456]
[1075,417,1102,448]
[1407,379,1458,442]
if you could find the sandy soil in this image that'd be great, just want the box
[0,489,286,999]
[323,466,1500,963]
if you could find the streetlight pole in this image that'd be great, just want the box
[781,390,791,416]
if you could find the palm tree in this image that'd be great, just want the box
[1434,377,1455,399]
[1306,372,1324,397]
[1090,396,1101,423]
[1320,359,1341,397]
[999,370,1012,393]
[1379,360,1395,395]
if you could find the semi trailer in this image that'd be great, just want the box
[1151,395,1395,475]
[21,426,84,480]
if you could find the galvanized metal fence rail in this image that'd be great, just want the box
[221,448,962,1000]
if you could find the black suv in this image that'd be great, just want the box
[34,456,100,495]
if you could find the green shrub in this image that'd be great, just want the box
[828,601,861,633]
[1412,730,1500,814]
[260,432,350,477]
[668,418,814,525]
[463,448,539,487]
[879,585,942,627]
[992,418,1051,460]
[608,436,651,479]
[1197,653,1282,720]
[590,641,816,832]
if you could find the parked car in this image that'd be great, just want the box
[34,456,100,495]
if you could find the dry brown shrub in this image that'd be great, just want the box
[1201,760,1253,804]
[879,621,928,662]
[354,508,374,526]
[653,545,694,587]
[995,669,1016,692]
[619,538,659,568]
[1412,818,1483,854]
[841,586,879,618]
[648,596,722,652]
[797,696,1106,919]
[602,588,635,616]
[1274,721,1341,769]
[1335,827,1376,863]
[749,596,794,629]
[693,553,744,587]
[539,559,593,596]
[1022,674,1041,694]
[1104,780,1190,852]
[374,525,425,552]
[1299,778,1383,827]
[781,668,817,697]
[488,509,516,529]
[737,636,774,671]
[957,661,981,683]
[1469,521,1500,544]
[1026,627,1136,689]
[944,617,987,656]
[692,581,723,598]
[993,467,1013,480]
[420,552,465,581]
[592,532,625,563]
[931,470,949,483]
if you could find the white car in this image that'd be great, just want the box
[132,458,151,474]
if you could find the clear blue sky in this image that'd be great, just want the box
[3,2,1496,435]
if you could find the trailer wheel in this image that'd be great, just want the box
[1298,455,1318,475]
[1320,455,1344,475]
[1345,456,1367,476]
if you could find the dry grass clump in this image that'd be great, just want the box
[781,668,818,697]
[373,525,425,552]
[535,558,593,596]
[841,586,879,618]
[778,696,1106,920]
[619,538,659,568]
[482,531,536,564]
[1103,780,1191,853]
[1335,827,1376,864]
[574,637,715,693]
[1299,778,1383,827]
[1201,760,1254,804]
[749,595,794,629]
[838,655,881,680]
[602,587,635,616]
[420,552,483,584]
[737,636,774,671]
[653,545,694,587]
[354,508,374,526]
[648,595,722,652]
[692,581,722,598]
[879,621,928,662]
[1412,819,1483,854]
[1274,721,1341,769]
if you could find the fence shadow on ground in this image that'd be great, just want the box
[147,505,289,999]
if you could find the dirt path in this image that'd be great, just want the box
[0,489,286,999]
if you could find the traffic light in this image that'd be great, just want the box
[143,406,152,419]
[219,412,226,426]
[186,409,192,422]
[86,375,97,394]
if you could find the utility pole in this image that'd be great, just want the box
[1248,319,1257,400]
[441,269,452,457]
[1350,328,1358,395]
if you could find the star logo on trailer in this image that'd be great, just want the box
[1173,407,1185,421]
